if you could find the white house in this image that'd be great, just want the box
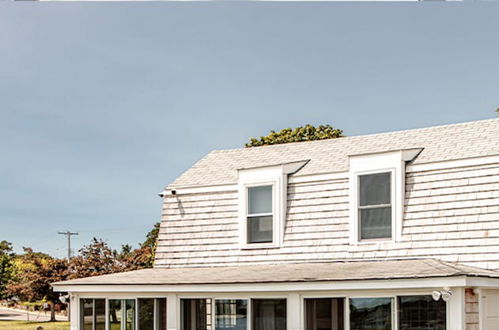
[53,118,499,330]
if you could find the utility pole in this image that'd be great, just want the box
[58,231,78,323]
[58,231,79,259]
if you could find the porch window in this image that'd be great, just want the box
[251,299,286,330]
[349,297,392,330]
[247,185,273,244]
[358,172,392,240]
[305,298,344,330]
[215,299,248,330]
[181,299,213,330]
[80,298,105,330]
[138,298,167,330]
[398,295,446,330]
[109,299,135,330]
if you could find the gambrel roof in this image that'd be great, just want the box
[169,118,499,189]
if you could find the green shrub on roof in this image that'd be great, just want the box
[245,124,343,148]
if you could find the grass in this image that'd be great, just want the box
[0,320,70,330]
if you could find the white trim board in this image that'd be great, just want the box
[53,275,499,293]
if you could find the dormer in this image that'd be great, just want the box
[238,160,309,249]
[348,148,423,244]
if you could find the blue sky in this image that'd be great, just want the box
[1,3,498,257]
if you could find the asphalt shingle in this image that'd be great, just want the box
[169,118,499,188]
[52,259,499,287]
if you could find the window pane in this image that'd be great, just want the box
[360,207,392,240]
[350,298,392,330]
[95,299,106,330]
[138,299,155,330]
[398,296,446,330]
[248,186,272,214]
[80,299,93,330]
[156,298,167,330]
[252,299,286,330]
[181,299,212,330]
[125,299,136,330]
[247,216,273,243]
[215,299,247,330]
[305,298,344,330]
[359,173,391,206]
[109,300,123,330]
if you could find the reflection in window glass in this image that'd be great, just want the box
[350,298,392,330]
[215,300,247,330]
[359,173,391,206]
[252,299,286,330]
[80,299,106,330]
[358,172,392,240]
[181,299,212,330]
[156,298,167,330]
[247,215,273,243]
[125,299,136,330]
[95,299,106,330]
[248,186,272,214]
[80,299,93,330]
[359,207,392,239]
[305,298,344,330]
[109,300,123,330]
[398,296,446,330]
[138,299,155,330]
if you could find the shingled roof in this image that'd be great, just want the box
[169,118,499,189]
[53,259,499,287]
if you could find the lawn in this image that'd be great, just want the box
[0,320,70,330]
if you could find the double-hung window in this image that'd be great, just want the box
[238,161,308,248]
[246,185,273,244]
[358,172,392,240]
[349,149,422,243]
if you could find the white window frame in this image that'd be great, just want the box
[244,182,277,245]
[348,149,422,244]
[238,161,308,249]
[355,168,396,242]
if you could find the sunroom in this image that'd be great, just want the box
[52,259,499,330]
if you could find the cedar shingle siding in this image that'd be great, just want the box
[155,119,499,269]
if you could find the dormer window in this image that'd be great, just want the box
[238,160,308,249]
[247,185,273,243]
[358,172,392,240]
[349,149,422,244]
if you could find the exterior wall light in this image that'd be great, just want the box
[432,288,453,302]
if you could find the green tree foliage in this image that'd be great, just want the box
[245,124,343,148]
[3,221,161,314]
[0,241,16,299]
[6,248,68,321]
[68,238,124,279]
[117,222,161,270]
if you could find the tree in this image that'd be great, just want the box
[245,124,343,148]
[6,248,68,321]
[0,241,15,299]
[118,222,160,270]
[68,238,124,279]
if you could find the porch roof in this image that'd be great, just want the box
[52,259,499,287]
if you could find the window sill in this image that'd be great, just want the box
[349,238,394,246]
[240,243,280,250]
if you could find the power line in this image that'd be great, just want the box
[57,231,79,259]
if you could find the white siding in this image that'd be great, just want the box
[155,162,499,270]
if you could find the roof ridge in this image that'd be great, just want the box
[210,117,499,154]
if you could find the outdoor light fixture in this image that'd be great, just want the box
[441,290,453,302]
[432,288,452,302]
[432,290,441,301]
